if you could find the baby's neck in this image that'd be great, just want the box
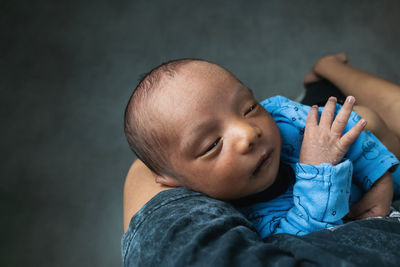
[230,163,294,207]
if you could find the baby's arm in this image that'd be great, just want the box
[278,159,353,236]
[249,96,365,237]
[246,159,354,237]
[306,54,397,219]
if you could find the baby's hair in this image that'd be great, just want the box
[124,58,207,177]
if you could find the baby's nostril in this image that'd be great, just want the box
[249,143,254,150]
[255,126,262,137]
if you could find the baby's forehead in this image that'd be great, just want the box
[152,63,252,112]
[152,81,253,134]
[147,60,252,131]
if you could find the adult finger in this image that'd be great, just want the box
[319,96,337,129]
[347,194,373,219]
[331,96,355,136]
[335,52,348,64]
[353,209,376,220]
[352,205,389,219]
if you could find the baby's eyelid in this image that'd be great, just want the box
[244,103,258,115]
[203,137,221,155]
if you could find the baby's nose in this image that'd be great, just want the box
[234,122,262,154]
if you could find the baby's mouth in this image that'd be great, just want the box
[252,150,273,177]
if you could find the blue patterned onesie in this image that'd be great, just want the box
[238,95,400,238]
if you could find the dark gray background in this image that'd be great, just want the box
[2,0,400,266]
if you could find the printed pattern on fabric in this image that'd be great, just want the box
[238,95,400,238]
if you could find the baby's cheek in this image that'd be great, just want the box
[224,158,238,171]
[217,159,247,188]
[216,152,241,176]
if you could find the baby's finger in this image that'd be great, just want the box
[319,97,337,129]
[305,105,319,128]
[340,117,367,148]
[331,96,355,136]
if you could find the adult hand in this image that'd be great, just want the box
[345,172,393,220]
[299,96,366,165]
[303,52,348,88]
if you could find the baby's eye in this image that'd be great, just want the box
[244,103,258,115]
[204,137,221,154]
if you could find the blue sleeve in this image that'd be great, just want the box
[260,95,293,115]
[277,160,353,236]
[244,160,353,238]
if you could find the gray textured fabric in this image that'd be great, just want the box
[123,187,400,267]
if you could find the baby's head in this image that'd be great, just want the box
[124,59,282,200]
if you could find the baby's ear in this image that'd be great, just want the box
[155,175,182,187]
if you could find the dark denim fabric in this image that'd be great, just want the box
[122,187,400,267]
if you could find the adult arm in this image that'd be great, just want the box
[346,172,393,220]
[312,53,400,138]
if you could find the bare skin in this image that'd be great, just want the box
[150,62,283,201]
[299,95,366,166]
[125,61,284,230]
[352,105,400,159]
[304,53,400,159]
[123,160,172,232]
[305,52,400,139]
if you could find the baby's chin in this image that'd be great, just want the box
[247,170,280,197]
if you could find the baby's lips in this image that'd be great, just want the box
[252,149,272,176]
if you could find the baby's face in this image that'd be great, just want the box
[152,61,281,200]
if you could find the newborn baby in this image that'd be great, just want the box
[124,58,399,237]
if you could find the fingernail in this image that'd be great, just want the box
[312,105,318,109]
[346,96,355,104]
[360,118,366,126]
[329,96,337,102]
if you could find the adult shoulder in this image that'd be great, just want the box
[122,181,400,266]
[123,159,172,232]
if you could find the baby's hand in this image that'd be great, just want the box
[345,172,393,220]
[299,96,366,165]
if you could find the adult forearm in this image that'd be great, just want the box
[313,57,400,108]
[347,172,393,220]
